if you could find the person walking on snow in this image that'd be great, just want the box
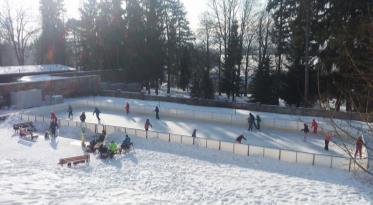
[236,134,247,144]
[49,120,59,138]
[155,106,160,120]
[311,119,318,134]
[301,123,309,142]
[67,105,73,119]
[324,132,332,151]
[255,115,262,130]
[354,136,364,159]
[93,107,101,123]
[125,102,130,115]
[80,112,86,123]
[144,119,152,132]
[248,113,256,131]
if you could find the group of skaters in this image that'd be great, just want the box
[65,103,367,158]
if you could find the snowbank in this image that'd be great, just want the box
[0,64,75,75]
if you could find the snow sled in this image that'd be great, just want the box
[13,122,35,133]
[19,127,38,141]
[118,143,134,155]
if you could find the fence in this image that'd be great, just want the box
[20,113,369,172]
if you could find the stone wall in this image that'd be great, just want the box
[0,75,100,105]
[102,90,371,122]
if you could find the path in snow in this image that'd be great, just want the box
[0,116,372,204]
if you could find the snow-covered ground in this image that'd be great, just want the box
[0,64,75,75]
[0,116,372,204]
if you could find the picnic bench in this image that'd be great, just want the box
[58,155,90,167]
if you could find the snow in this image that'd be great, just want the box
[0,64,75,75]
[17,74,68,82]
[0,115,372,204]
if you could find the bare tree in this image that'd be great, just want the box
[198,12,214,71]
[0,2,39,65]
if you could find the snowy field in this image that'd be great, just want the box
[0,116,372,204]
[56,108,347,157]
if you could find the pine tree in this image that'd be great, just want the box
[38,0,66,64]
[223,20,241,101]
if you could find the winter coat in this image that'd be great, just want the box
[324,133,332,141]
[256,115,261,123]
[236,135,246,143]
[125,103,129,112]
[311,120,318,129]
[80,113,86,122]
[93,108,101,115]
[109,143,117,153]
[122,137,131,146]
[68,105,72,113]
[155,106,159,113]
[145,121,152,130]
[356,138,364,149]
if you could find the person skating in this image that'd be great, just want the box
[155,106,160,120]
[311,119,318,134]
[108,141,118,159]
[80,112,86,123]
[192,129,197,138]
[67,105,73,119]
[125,102,130,115]
[93,107,101,123]
[301,123,309,142]
[248,113,256,131]
[144,119,152,132]
[324,132,332,151]
[235,134,247,144]
[256,115,261,130]
[354,136,364,159]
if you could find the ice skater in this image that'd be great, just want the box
[354,136,364,159]
[235,134,247,144]
[301,123,309,142]
[324,132,332,151]
[144,119,152,132]
[192,129,197,138]
[248,113,256,131]
[67,105,73,119]
[80,112,86,123]
[125,102,130,115]
[255,114,261,130]
[155,106,160,120]
[93,107,101,123]
[311,119,318,134]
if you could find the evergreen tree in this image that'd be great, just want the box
[38,0,66,64]
[222,20,241,101]
[80,0,100,69]
[178,46,191,91]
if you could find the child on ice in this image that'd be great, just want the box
[301,123,309,142]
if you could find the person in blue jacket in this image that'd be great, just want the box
[93,107,101,123]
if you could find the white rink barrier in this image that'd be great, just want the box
[20,113,369,172]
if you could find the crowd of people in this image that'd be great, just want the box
[46,103,366,160]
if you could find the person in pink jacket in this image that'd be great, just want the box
[354,136,364,159]
[311,119,318,134]
[324,132,332,151]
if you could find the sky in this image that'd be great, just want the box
[3,0,265,32]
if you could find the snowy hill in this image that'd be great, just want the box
[0,64,75,75]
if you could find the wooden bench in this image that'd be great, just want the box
[58,155,90,167]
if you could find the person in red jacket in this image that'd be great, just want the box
[144,119,152,132]
[324,132,332,151]
[311,119,318,134]
[125,102,130,115]
[354,136,364,159]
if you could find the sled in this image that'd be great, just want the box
[19,127,38,141]
[13,122,35,133]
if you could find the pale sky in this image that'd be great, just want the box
[2,0,265,32]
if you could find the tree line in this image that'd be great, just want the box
[0,0,371,112]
